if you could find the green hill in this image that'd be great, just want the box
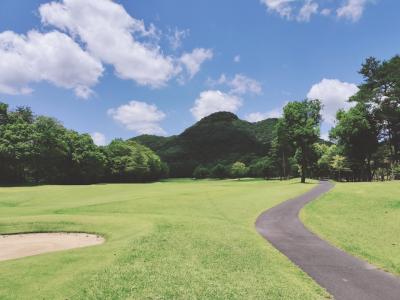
[132,112,278,177]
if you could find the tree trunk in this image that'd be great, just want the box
[301,160,306,183]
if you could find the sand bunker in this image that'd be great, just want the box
[0,232,104,262]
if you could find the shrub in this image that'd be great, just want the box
[193,165,210,179]
[230,162,248,179]
[210,164,229,179]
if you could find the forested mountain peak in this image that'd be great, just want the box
[132,112,278,177]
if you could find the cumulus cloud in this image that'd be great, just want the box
[260,0,370,22]
[39,0,177,88]
[108,101,166,135]
[91,132,107,146]
[337,0,368,22]
[208,74,262,95]
[0,30,103,98]
[229,74,262,95]
[234,55,241,63]
[179,48,213,79]
[307,78,359,125]
[0,0,213,98]
[190,90,242,120]
[245,108,282,122]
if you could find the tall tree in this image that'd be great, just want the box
[283,99,321,183]
[352,56,400,164]
[330,103,379,181]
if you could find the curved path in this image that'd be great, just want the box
[255,180,400,300]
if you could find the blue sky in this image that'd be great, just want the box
[0,0,399,144]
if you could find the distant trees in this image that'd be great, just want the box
[2,55,400,184]
[193,165,210,179]
[210,164,229,179]
[230,162,247,179]
[248,157,273,179]
[105,139,168,182]
[330,103,379,181]
[0,103,167,184]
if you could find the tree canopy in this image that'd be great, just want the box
[0,103,167,184]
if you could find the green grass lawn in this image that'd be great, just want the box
[0,179,328,299]
[302,181,400,276]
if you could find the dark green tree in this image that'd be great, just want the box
[352,56,400,164]
[193,165,210,179]
[65,131,107,184]
[282,99,322,183]
[330,103,379,181]
[210,164,229,179]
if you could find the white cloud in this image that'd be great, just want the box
[321,8,332,16]
[229,74,262,95]
[39,0,178,88]
[297,1,319,22]
[260,0,370,22]
[260,0,295,19]
[108,101,166,135]
[307,78,359,125]
[190,90,242,120]
[179,48,213,79]
[0,30,103,98]
[234,55,241,63]
[245,108,282,122]
[91,132,107,146]
[337,0,368,22]
[208,74,262,95]
[167,28,189,50]
[0,0,213,97]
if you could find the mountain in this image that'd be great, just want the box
[132,112,278,177]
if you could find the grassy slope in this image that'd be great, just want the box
[302,181,400,275]
[0,179,328,299]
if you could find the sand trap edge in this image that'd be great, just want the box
[0,232,105,262]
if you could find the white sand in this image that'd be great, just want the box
[0,232,104,262]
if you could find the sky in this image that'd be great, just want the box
[0,0,399,145]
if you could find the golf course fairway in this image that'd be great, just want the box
[0,179,329,299]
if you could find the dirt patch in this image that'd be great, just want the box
[0,232,104,262]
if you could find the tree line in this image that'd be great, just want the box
[0,103,168,184]
[1,55,399,184]
[191,55,400,182]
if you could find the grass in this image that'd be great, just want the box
[0,179,329,299]
[301,181,400,276]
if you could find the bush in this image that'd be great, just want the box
[210,164,229,179]
[230,162,248,179]
[193,165,210,179]
[249,158,272,178]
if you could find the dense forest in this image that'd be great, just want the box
[0,103,168,184]
[1,55,399,184]
[132,112,278,177]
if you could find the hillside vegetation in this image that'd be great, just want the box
[132,112,278,177]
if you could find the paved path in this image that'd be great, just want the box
[255,181,400,300]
